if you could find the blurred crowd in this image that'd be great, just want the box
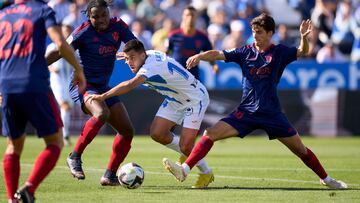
[48,0,360,63]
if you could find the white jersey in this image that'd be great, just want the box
[47,43,74,104]
[137,50,208,108]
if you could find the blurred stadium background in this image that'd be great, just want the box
[3,0,360,137]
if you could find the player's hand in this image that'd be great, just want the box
[73,69,86,94]
[299,19,312,38]
[212,63,219,74]
[85,94,104,103]
[186,55,200,69]
[116,52,125,60]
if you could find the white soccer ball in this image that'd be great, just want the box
[117,162,144,189]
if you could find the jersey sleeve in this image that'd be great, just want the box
[69,29,81,50]
[116,18,137,43]
[43,6,58,29]
[282,46,298,65]
[223,47,245,64]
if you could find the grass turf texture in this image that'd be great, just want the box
[1,136,359,203]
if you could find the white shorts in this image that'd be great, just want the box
[50,73,73,106]
[156,96,209,130]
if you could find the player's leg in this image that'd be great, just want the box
[3,135,25,203]
[179,98,214,188]
[67,94,109,179]
[262,112,347,189]
[72,94,109,155]
[164,121,239,182]
[2,93,28,203]
[150,116,178,149]
[151,102,207,175]
[179,127,214,188]
[100,101,134,186]
[16,131,63,202]
[60,101,72,146]
[15,91,64,202]
[278,134,347,189]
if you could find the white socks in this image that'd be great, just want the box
[165,133,182,153]
[165,133,211,174]
[182,163,191,175]
[195,159,211,174]
[61,108,71,139]
[322,176,332,183]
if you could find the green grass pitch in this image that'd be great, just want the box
[1,136,359,202]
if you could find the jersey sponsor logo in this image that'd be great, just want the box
[112,31,119,41]
[249,67,272,75]
[98,45,116,55]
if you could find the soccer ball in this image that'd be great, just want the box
[117,162,144,189]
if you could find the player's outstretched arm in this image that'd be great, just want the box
[46,25,86,93]
[46,48,62,66]
[186,50,225,69]
[297,19,312,57]
[86,75,146,103]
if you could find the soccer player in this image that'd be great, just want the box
[163,13,348,189]
[48,24,76,146]
[0,0,86,202]
[46,0,137,186]
[86,39,215,188]
[167,6,218,81]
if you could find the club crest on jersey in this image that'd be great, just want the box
[112,32,119,41]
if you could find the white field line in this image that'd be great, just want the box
[11,163,360,187]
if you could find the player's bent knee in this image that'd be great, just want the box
[203,128,220,141]
[180,145,192,156]
[150,132,169,145]
[93,109,110,122]
[44,131,64,149]
[119,126,134,138]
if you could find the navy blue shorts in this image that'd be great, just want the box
[221,109,297,140]
[2,91,63,139]
[70,83,120,113]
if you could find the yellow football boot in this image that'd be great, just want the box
[192,171,214,189]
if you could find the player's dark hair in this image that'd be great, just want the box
[123,39,146,53]
[84,0,111,17]
[251,13,275,34]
